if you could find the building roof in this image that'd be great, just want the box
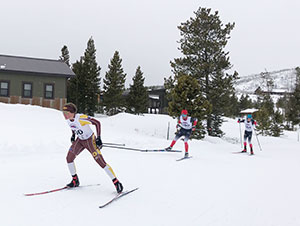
[0,54,75,77]
[240,108,259,114]
[147,85,165,91]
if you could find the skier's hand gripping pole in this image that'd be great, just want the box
[96,136,103,149]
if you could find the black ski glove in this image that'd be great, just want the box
[71,133,75,143]
[96,136,103,148]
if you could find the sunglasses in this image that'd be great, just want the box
[182,114,187,117]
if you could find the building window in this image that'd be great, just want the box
[22,82,33,98]
[0,81,9,97]
[44,84,54,99]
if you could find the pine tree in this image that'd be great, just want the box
[256,93,274,135]
[170,7,237,137]
[103,51,126,115]
[270,110,284,137]
[68,37,100,115]
[276,95,293,130]
[225,93,239,117]
[60,45,72,103]
[256,106,272,136]
[209,71,238,136]
[287,67,300,128]
[82,38,101,115]
[239,94,253,111]
[127,66,148,114]
[68,57,82,108]
[59,45,70,67]
[262,94,274,115]
[285,96,297,130]
[164,75,175,103]
[167,74,211,139]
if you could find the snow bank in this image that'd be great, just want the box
[1,103,300,226]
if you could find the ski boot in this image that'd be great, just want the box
[66,174,80,188]
[113,178,123,194]
[165,146,172,151]
[250,148,254,155]
[184,152,189,158]
[241,146,247,153]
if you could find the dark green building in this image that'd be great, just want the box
[147,86,168,114]
[0,54,74,110]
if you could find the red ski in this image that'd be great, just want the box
[24,184,101,196]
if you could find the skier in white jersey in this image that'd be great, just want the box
[238,114,257,155]
[62,103,123,193]
[165,109,198,157]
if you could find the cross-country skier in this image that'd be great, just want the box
[237,114,257,155]
[62,103,123,193]
[165,109,198,157]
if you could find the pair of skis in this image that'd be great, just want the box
[24,184,138,208]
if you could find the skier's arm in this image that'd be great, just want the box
[237,119,245,123]
[252,120,257,130]
[176,118,181,128]
[89,118,101,137]
[193,118,198,126]
[71,131,76,143]
[192,118,198,131]
[88,117,103,148]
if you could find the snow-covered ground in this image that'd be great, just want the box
[1,103,300,226]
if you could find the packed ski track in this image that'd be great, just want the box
[1,103,300,226]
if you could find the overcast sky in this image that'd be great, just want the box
[1,0,300,87]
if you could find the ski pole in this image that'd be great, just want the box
[239,121,242,148]
[254,130,262,151]
[167,122,170,140]
[102,142,125,146]
[102,145,181,153]
[103,145,145,152]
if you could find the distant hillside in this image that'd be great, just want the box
[235,68,296,94]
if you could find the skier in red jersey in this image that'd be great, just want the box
[165,109,198,157]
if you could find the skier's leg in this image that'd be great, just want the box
[170,140,177,147]
[242,133,247,152]
[184,142,189,157]
[248,132,254,154]
[66,139,84,187]
[86,135,123,193]
[183,131,191,157]
[166,132,181,150]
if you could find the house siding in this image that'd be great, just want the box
[0,72,68,110]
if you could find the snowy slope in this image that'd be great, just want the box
[235,68,296,94]
[1,103,300,226]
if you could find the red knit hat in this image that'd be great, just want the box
[181,109,188,116]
